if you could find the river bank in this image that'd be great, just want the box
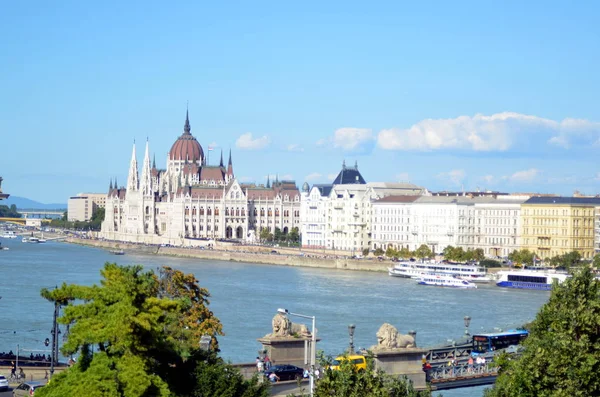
[65,237,391,272]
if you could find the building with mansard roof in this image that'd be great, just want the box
[100,111,301,246]
[300,162,428,252]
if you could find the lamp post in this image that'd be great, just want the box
[464,315,472,337]
[348,324,355,354]
[278,308,316,397]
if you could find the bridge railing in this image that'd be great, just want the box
[426,343,473,364]
[428,362,498,381]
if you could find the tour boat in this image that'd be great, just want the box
[388,261,492,283]
[495,270,569,291]
[417,274,478,289]
[1,231,17,239]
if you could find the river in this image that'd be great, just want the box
[0,238,550,396]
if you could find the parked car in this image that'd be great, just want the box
[263,364,304,381]
[12,381,45,396]
[0,375,8,391]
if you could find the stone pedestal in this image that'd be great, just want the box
[372,348,428,390]
[257,336,320,368]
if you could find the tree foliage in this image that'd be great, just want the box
[36,263,260,397]
[305,353,430,397]
[0,204,21,218]
[485,267,600,397]
[507,249,535,267]
[414,244,433,261]
[442,246,484,263]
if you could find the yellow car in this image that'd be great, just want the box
[330,355,367,371]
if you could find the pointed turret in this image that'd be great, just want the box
[109,178,113,191]
[226,149,234,179]
[141,140,152,195]
[266,175,271,188]
[127,142,139,191]
[275,174,279,186]
[152,153,156,169]
[219,149,224,168]
[115,177,118,189]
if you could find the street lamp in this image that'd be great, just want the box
[464,316,472,337]
[348,324,355,354]
[278,308,316,397]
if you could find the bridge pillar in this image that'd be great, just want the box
[372,348,428,390]
[257,336,320,369]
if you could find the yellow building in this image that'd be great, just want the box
[521,197,600,260]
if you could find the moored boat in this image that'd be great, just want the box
[1,231,18,239]
[417,274,478,289]
[110,250,125,255]
[389,261,492,283]
[495,269,569,290]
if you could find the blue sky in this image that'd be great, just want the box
[1,1,599,203]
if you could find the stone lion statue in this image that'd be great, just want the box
[371,323,415,350]
[267,313,311,338]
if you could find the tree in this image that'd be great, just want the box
[288,227,300,243]
[594,254,600,269]
[310,353,430,397]
[398,247,412,259]
[485,267,600,397]
[362,248,370,257]
[508,249,535,267]
[274,227,283,242]
[385,246,398,258]
[374,247,385,257]
[259,227,270,242]
[414,244,433,261]
[472,248,485,262]
[88,207,105,230]
[36,263,256,397]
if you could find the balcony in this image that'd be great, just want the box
[333,204,344,210]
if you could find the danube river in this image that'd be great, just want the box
[0,238,550,396]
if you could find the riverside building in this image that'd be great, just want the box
[520,196,600,260]
[300,162,427,252]
[100,111,301,245]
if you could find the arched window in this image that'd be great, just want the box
[236,207,240,216]
[200,207,204,215]
[275,209,280,216]
[215,208,220,216]
[185,207,189,216]
[254,208,258,216]
[260,208,265,216]
[225,208,230,216]
[192,207,197,216]
[207,208,212,216]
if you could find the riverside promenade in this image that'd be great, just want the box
[65,237,394,273]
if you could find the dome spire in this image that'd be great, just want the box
[184,105,191,135]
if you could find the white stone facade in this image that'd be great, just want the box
[100,114,301,246]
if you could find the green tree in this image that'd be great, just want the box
[472,248,485,262]
[594,254,600,269]
[259,227,270,242]
[288,227,300,243]
[385,246,398,258]
[508,249,535,267]
[414,244,433,261]
[89,207,105,230]
[362,248,370,257]
[374,247,385,257]
[398,247,412,259]
[36,263,255,397]
[274,227,283,242]
[485,267,600,397]
[310,353,430,397]
[0,204,21,218]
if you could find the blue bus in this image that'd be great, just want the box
[472,329,529,353]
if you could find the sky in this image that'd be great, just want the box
[1,1,599,203]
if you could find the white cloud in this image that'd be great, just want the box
[508,168,539,182]
[396,172,410,182]
[377,112,600,151]
[286,144,304,152]
[437,169,466,186]
[235,133,270,150]
[480,175,495,185]
[207,141,219,149]
[327,173,338,180]
[316,138,330,147]
[333,128,374,151]
[305,172,322,181]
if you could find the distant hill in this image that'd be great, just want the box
[2,196,67,210]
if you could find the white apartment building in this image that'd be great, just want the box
[68,193,107,222]
[300,162,427,252]
[371,195,526,257]
[595,206,600,254]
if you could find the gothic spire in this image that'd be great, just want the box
[115,177,118,189]
[184,107,191,135]
[127,141,139,191]
[219,149,224,168]
[141,140,152,195]
[109,178,113,191]
[152,153,156,169]
[266,175,271,188]
[226,148,234,179]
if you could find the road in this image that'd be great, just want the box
[0,389,11,397]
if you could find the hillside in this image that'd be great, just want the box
[2,196,67,210]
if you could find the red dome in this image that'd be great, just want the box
[169,111,204,162]
[169,133,203,162]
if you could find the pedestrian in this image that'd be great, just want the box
[268,372,280,383]
[468,356,474,373]
[256,357,264,373]
[10,361,16,378]
[314,367,320,379]
[264,354,271,370]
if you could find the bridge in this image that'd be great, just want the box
[428,361,498,390]
[0,217,52,225]
[19,209,65,219]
